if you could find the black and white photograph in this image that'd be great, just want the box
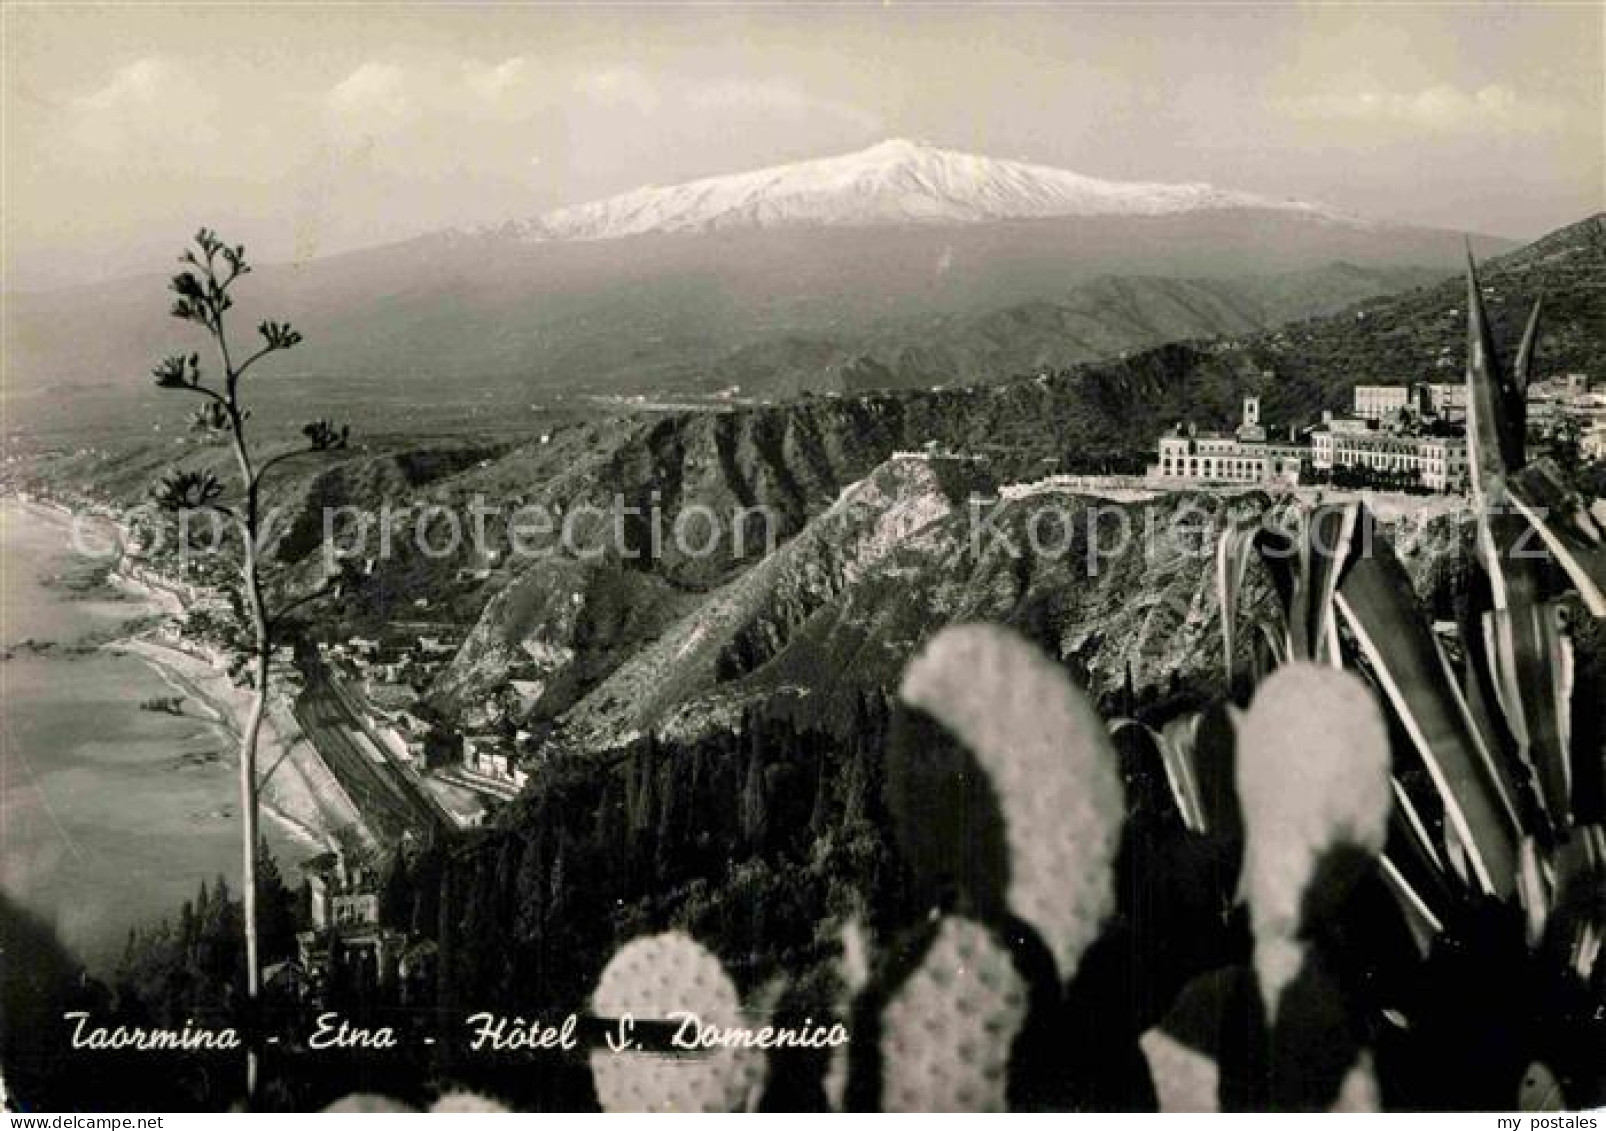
[1,1,1602,1115]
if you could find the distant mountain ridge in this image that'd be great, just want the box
[498,139,1360,241]
[4,144,1519,433]
[693,263,1451,396]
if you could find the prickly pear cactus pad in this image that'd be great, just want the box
[1234,662,1392,1015]
[589,931,766,1112]
[899,623,1126,982]
[322,1094,417,1113]
[877,916,1029,1112]
[1139,1028,1220,1113]
[429,1091,510,1113]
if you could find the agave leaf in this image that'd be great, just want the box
[1332,508,1521,896]
[1464,248,1525,490]
[1243,507,1355,664]
[1193,701,1244,841]
[1252,526,1300,615]
[1108,718,1188,832]
[1385,751,1470,941]
[1459,257,1576,832]
[1216,519,1260,678]
[1516,836,1550,947]
[1119,661,1138,719]
[1377,857,1443,957]
[1217,519,1296,678]
[1308,504,1360,666]
[1454,568,1530,790]
[1290,517,1314,659]
[1157,713,1209,835]
[1540,826,1605,982]
[1473,494,1575,830]
[1250,620,1285,687]
[1112,716,1208,834]
[1506,458,1606,616]
[1390,778,1448,880]
[1511,296,1543,399]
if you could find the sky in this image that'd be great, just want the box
[4,2,1602,289]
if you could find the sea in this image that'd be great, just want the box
[0,498,299,972]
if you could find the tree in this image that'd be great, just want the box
[147,229,354,1096]
[257,844,299,962]
[1549,414,1583,471]
[379,850,412,931]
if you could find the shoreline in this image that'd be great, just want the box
[109,636,371,858]
[6,493,370,858]
[104,568,186,619]
[4,495,187,612]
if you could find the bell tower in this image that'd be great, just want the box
[1236,395,1266,443]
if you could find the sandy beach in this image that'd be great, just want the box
[108,637,370,856]
[2,496,365,968]
[14,495,366,851]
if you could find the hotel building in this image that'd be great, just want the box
[1152,397,1306,486]
[1149,392,1470,494]
[1309,423,1468,492]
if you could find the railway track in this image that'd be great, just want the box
[293,667,453,843]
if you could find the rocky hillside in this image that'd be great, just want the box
[19,217,1595,762]
[538,455,991,749]
[549,484,1283,753]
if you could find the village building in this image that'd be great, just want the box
[457,732,528,793]
[1352,384,1412,421]
[1527,374,1604,438]
[1420,382,1468,422]
[416,634,458,659]
[1349,377,1605,436]
[1352,382,1468,424]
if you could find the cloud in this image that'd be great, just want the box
[574,66,878,135]
[1276,83,1569,135]
[688,78,880,132]
[77,57,170,111]
[466,57,533,103]
[325,62,411,138]
[573,65,661,114]
[66,57,219,150]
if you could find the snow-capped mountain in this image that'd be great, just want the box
[14,138,1503,416]
[507,138,1355,241]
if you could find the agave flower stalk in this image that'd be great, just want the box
[149,229,350,1098]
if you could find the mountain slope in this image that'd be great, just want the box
[541,455,991,749]
[405,216,1604,746]
[20,218,1597,769]
[5,146,1507,434]
[1244,212,1606,416]
[506,138,1353,240]
[549,486,1281,752]
[692,263,1451,396]
[26,216,1596,520]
